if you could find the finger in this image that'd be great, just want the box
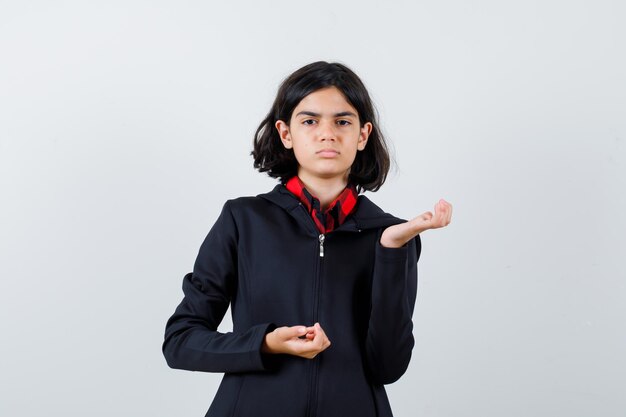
[438,201,447,222]
[315,322,327,336]
[314,323,331,349]
[438,201,450,226]
[291,328,330,358]
[440,200,451,225]
[300,329,315,340]
[288,339,321,358]
[419,211,433,222]
[311,323,324,345]
[433,203,445,225]
[295,325,318,343]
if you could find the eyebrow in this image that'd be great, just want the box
[295,111,357,118]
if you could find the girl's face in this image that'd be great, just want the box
[275,86,372,184]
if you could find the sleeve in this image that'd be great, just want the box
[162,200,277,373]
[364,228,421,385]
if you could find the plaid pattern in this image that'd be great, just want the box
[285,176,358,234]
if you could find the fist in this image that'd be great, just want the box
[262,322,331,359]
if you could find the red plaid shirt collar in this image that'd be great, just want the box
[284,176,359,234]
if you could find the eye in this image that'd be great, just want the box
[337,120,351,126]
[303,119,317,126]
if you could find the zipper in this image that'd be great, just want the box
[312,234,324,417]
[298,203,324,417]
[296,202,326,257]
[308,234,324,417]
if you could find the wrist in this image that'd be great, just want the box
[379,232,407,248]
[379,237,404,248]
[262,331,276,354]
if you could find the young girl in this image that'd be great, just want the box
[163,61,452,417]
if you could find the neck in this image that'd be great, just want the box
[297,171,350,211]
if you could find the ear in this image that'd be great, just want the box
[357,122,372,151]
[275,120,292,149]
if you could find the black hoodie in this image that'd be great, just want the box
[163,183,421,417]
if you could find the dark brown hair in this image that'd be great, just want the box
[251,61,391,193]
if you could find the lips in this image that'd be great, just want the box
[317,149,339,157]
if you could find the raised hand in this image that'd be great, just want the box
[261,322,331,359]
[380,199,453,248]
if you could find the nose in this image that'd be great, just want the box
[317,119,337,141]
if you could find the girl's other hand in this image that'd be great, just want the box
[380,199,453,248]
[262,322,331,359]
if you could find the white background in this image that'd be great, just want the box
[1,1,624,416]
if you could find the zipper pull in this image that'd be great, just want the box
[318,234,325,257]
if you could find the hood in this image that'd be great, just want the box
[258,184,407,233]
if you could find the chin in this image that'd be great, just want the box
[313,169,351,180]
[299,161,352,179]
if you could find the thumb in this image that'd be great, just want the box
[278,325,307,340]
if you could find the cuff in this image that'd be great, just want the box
[250,322,278,371]
[376,236,409,262]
